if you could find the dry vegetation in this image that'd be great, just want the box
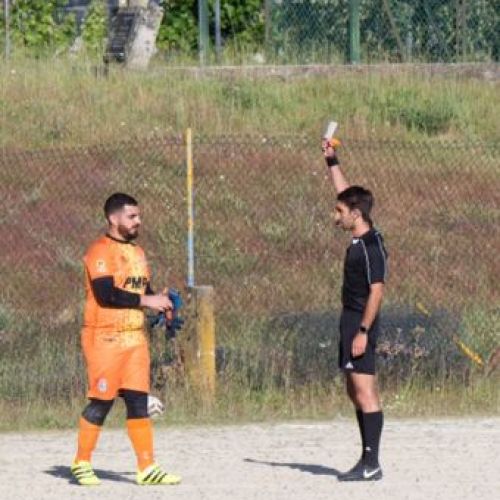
[0,58,499,429]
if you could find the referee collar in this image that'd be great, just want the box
[352,227,375,242]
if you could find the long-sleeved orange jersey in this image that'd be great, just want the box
[83,235,150,341]
[81,235,151,399]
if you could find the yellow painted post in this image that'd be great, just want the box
[182,287,216,399]
[195,285,216,397]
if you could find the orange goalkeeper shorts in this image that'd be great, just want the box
[82,329,150,400]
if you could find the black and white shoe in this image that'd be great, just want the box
[337,462,383,482]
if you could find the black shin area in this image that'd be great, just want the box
[121,389,148,419]
[362,410,384,467]
[82,398,114,426]
[355,409,366,457]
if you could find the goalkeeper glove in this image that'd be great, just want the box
[150,288,184,339]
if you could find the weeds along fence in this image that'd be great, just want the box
[0,136,499,404]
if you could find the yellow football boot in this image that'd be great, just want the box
[71,460,101,486]
[136,463,181,485]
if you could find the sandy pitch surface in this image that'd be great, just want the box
[0,418,498,500]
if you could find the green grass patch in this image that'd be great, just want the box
[1,57,499,149]
[1,376,497,432]
[369,87,458,134]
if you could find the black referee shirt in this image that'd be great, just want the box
[342,228,388,312]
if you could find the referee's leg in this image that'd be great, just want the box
[338,372,384,481]
[346,376,365,463]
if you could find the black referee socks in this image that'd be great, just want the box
[362,410,384,467]
[355,409,366,458]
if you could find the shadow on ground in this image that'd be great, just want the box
[244,458,340,477]
[44,465,135,484]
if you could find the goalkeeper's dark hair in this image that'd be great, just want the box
[104,193,138,220]
[337,185,374,226]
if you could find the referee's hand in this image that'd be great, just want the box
[322,138,340,168]
[322,139,335,157]
[352,332,368,358]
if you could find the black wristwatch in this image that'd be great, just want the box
[359,325,368,334]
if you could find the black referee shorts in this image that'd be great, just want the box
[338,308,380,375]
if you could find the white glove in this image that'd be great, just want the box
[147,394,165,418]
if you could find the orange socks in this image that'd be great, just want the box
[126,418,154,471]
[75,417,101,462]
[75,416,154,470]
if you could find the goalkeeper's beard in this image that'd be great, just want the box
[118,224,139,241]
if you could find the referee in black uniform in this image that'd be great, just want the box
[322,138,388,481]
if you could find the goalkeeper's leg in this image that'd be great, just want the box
[122,389,181,485]
[123,391,154,470]
[72,398,114,485]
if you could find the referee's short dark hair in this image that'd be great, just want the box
[337,185,374,225]
[104,193,138,220]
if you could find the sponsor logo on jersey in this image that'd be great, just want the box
[124,276,148,289]
[96,260,107,272]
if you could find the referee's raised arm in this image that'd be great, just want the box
[322,138,349,194]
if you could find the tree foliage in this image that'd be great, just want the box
[156,0,265,53]
[81,0,107,55]
[5,0,76,52]
[156,0,198,53]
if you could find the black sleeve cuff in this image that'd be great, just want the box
[92,276,141,308]
[326,155,339,167]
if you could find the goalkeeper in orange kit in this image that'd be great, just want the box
[71,192,181,486]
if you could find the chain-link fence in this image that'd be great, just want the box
[3,1,498,64]
[0,136,499,403]
[194,137,499,387]
[0,137,188,401]
[266,0,499,63]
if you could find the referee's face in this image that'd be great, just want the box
[334,201,356,231]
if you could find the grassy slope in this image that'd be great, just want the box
[1,58,499,149]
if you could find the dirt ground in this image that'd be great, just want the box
[0,418,498,500]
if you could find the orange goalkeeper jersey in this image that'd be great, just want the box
[83,235,151,340]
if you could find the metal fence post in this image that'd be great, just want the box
[186,128,195,289]
[214,0,221,64]
[264,0,272,49]
[456,0,467,62]
[198,0,209,65]
[348,0,360,64]
[4,0,10,60]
